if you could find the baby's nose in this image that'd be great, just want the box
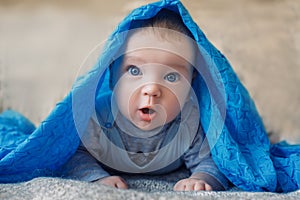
[141,84,161,97]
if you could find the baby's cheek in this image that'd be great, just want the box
[169,82,191,103]
[165,100,181,123]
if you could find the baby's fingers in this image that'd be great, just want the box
[174,179,199,191]
[194,182,212,191]
[173,180,186,191]
[174,179,213,191]
[96,176,128,189]
[115,178,128,189]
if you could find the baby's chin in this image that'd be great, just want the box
[133,121,163,131]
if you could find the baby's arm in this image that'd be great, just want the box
[176,128,229,191]
[60,144,128,189]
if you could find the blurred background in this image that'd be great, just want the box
[0,0,299,143]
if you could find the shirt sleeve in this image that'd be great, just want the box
[183,126,230,190]
[60,143,110,182]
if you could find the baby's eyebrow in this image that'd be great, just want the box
[123,55,146,63]
[123,54,192,73]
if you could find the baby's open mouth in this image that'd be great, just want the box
[140,108,155,115]
[138,106,157,122]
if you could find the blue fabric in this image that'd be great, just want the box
[0,0,299,192]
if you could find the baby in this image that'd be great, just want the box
[62,9,229,191]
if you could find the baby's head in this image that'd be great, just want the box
[110,9,196,131]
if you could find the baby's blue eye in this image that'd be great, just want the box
[164,72,180,82]
[128,65,142,76]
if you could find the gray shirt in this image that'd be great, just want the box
[61,93,229,190]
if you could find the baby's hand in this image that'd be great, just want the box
[94,176,128,189]
[173,178,212,191]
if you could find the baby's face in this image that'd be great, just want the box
[112,30,194,131]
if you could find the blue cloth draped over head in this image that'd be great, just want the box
[0,0,299,193]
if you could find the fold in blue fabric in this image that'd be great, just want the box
[0,0,299,192]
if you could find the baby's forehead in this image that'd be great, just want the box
[122,49,193,71]
[123,28,196,65]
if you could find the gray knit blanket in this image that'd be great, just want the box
[1,169,299,200]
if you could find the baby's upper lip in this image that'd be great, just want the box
[140,105,152,109]
[139,105,156,114]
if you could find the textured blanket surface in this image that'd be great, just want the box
[1,175,300,200]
